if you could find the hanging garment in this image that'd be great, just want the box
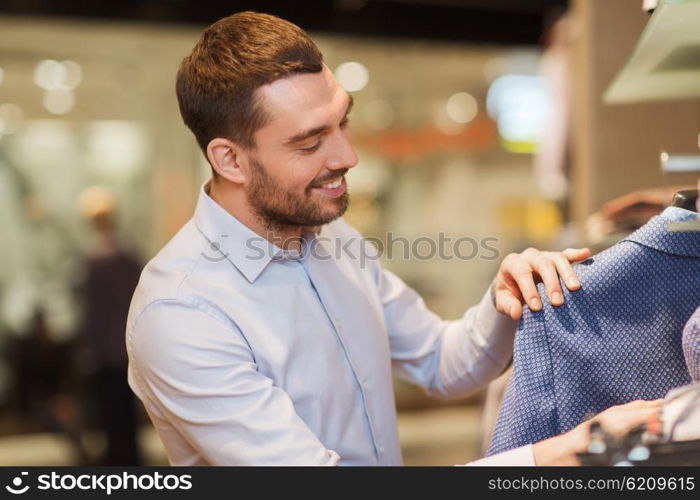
[683,306,700,383]
[488,206,700,455]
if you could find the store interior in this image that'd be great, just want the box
[0,0,698,465]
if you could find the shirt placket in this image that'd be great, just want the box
[297,242,385,463]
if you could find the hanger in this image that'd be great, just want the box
[670,189,698,212]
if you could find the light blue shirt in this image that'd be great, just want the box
[127,180,522,465]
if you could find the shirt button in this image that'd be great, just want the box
[379,446,385,454]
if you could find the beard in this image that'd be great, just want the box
[246,156,349,232]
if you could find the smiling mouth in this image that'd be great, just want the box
[312,175,346,198]
[319,177,343,189]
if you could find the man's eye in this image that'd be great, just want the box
[299,141,322,153]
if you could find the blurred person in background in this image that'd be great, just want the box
[0,151,38,407]
[77,186,141,465]
[0,149,90,463]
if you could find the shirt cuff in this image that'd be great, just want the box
[462,444,535,466]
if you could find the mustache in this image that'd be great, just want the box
[310,169,349,188]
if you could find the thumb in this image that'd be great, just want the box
[496,290,523,320]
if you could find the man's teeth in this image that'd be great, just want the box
[320,177,343,189]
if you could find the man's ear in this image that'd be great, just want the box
[206,138,248,184]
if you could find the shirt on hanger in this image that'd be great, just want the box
[488,206,700,456]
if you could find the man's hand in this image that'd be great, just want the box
[493,247,592,320]
[532,399,664,466]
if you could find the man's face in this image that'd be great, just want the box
[244,65,358,230]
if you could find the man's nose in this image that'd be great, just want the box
[325,132,359,171]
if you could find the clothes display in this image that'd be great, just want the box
[488,206,700,456]
[683,306,700,383]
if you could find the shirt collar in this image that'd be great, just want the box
[193,180,319,283]
[623,206,700,258]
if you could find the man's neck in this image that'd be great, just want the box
[208,179,307,251]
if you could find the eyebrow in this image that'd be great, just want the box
[283,94,354,147]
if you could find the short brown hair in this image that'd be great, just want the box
[176,11,323,161]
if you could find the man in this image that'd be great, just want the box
[127,11,660,466]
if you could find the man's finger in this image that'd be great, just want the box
[506,254,542,311]
[625,399,664,408]
[526,254,564,306]
[496,290,524,320]
[562,247,591,262]
[598,407,661,438]
[549,253,581,291]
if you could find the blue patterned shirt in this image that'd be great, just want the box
[488,207,700,455]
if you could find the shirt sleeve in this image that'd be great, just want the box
[461,444,535,466]
[376,263,517,398]
[127,299,340,465]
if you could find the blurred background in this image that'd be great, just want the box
[0,0,698,465]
